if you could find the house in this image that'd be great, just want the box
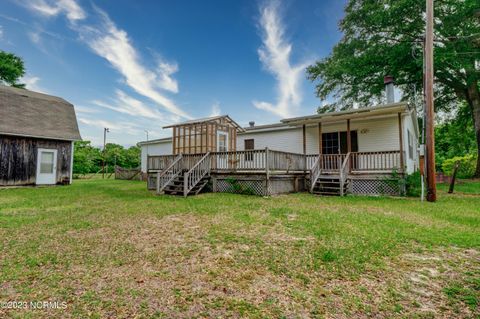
[0,85,81,186]
[138,77,419,198]
[138,100,419,197]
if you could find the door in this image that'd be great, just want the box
[36,149,57,185]
[216,131,229,169]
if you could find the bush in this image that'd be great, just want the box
[405,171,422,197]
[442,154,477,179]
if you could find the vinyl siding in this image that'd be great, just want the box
[140,115,419,173]
[238,115,402,154]
[140,142,172,172]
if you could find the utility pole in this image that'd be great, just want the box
[102,127,109,179]
[144,130,149,156]
[425,0,436,202]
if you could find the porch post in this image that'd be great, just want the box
[347,119,351,153]
[302,124,307,172]
[172,126,177,155]
[398,112,404,172]
[318,122,322,155]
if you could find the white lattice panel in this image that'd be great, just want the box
[351,179,401,196]
[214,179,266,196]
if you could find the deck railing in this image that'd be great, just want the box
[148,154,177,171]
[350,150,403,173]
[211,149,266,171]
[148,149,404,175]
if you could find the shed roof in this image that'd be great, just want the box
[0,85,81,141]
[163,115,244,131]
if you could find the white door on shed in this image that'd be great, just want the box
[36,148,57,185]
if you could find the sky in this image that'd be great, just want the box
[0,0,347,146]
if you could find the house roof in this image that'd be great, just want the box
[0,85,81,141]
[281,102,409,126]
[163,115,244,131]
[137,137,172,146]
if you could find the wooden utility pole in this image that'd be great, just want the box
[102,127,109,179]
[425,0,436,202]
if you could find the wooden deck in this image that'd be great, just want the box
[147,149,405,197]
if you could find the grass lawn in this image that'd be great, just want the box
[437,179,480,195]
[0,180,479,318]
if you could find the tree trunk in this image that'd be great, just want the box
[466,81,480,177]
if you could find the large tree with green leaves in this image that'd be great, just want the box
[0,50,25,88]
[307,0,480,175]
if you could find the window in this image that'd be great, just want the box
[322,131,358,154]
[40,151,54,173]
[244,139,254,161]
[244,139,254,150]
[217,132,228,152]
[408,130,414,160]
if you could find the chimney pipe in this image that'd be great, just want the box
[384,75,395,104]
[249,121,255,128]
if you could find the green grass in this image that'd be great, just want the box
[437,179,480,195]
[0,180,479,318]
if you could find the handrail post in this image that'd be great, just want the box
[156,171,161,194]
[265,147,270,196]
[184,172,189,198]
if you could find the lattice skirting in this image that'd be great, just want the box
[350,178,404,196]
[147,174,156,190]
[212,175,305,196]
[214,179,266,196]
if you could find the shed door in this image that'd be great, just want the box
[36,149,57,185]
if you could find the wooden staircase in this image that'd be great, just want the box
[311,175,349,196]
[156,152,211,197]
[309,153,351,197]
[163,172,210,196]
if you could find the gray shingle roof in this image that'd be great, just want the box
[0,85,81,141]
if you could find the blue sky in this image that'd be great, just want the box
[0,0,346,146]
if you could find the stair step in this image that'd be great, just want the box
[312,191,341,196]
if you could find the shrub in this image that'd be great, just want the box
[442,154,477,179]
[405,171,422,197]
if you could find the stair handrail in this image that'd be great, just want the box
[183,152,211,197]
[339,152,351,196]
[310,155,321,193]
[156,154,183,194]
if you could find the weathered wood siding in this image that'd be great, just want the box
[0,135,72,186]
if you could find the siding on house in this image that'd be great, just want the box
[140,113,419,174]
[140,140,172,172]
[237,115,403,154]
[0,135,72,186]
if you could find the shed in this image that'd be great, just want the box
[0,85,81,186]
[163,115,244,154]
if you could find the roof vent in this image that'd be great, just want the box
[249,121,255,128]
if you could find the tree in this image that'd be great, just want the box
[73,141,102,174]
[0,50,25,88]
[435,104,476,170]
[306,0,480,175]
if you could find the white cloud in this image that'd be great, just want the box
[22,75,47,93]
[0,25,3,39]
[91,90,167,121]
[253,1,308,118]
[75,7,190,119]
[26,0,86,22]
[22,0,190,120]
[78,117,141,135]
[210,101,221,117]
[28,31,41,44]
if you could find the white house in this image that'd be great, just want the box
[138,100,419,197]
[139,102,419,174]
